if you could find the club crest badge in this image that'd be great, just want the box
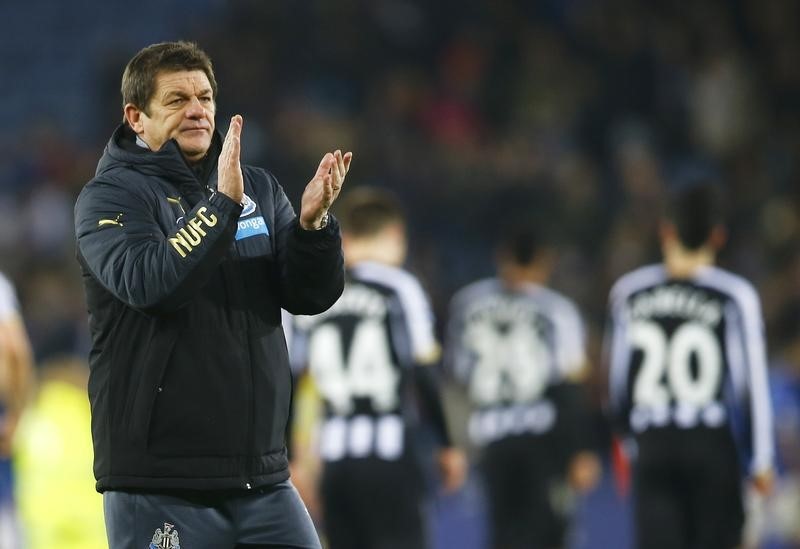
[150,522,180,549]
[240,193,257,217]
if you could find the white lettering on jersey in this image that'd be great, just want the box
[465,318,551,406]
[629,320,724,431]
[308,319,399,415]
[627,286,722,326]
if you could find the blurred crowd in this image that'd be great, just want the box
[0,0,798,547]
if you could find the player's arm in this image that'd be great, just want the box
[401,276,466,493]
[605,292,634,436]
[604,290,635,496]
[412,359,467,493]
[287,370,323,519]
[412,359,452,449]
[0,311,34,456]
[285,315,323,517]
[551,299,601,493]
[736,286,775,495]
[442,289,473,385]
[551,377,601,493]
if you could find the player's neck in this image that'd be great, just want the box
[499,263,549,290]
[663,241,716,279]
[344,240,404,269]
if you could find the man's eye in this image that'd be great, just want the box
[200,97,212,103]
[169,98,185,106]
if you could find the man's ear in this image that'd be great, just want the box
[709,225,727,251]
[659,220,677,245]
[124,103,146,134]
[341,232,353,254]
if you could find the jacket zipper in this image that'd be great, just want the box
[243,195,256,491]
[192,161,254,490]
[210,179,256,490]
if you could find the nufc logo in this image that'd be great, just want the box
[98,213,124,227]
[240,193,256,217]
[150,522,180,549]
[168,206,218,258]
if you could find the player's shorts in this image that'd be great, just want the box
[103,480,320,549]
[320,457,427,549]
[480,434,569,549]
[634,427,745,549]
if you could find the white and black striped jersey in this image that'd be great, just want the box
[0,273,18,322]
[607,264,774,475]
[444,278,587,446]
[291,261,439,463]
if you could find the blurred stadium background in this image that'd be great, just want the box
[1,0,798,547]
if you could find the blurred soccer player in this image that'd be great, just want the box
[14,357,106,549]
[290,188,466,549]
[445,226,600,549]
[0,272,33,549]
[606,180,774,549]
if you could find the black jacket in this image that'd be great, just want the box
[74,125,344,492]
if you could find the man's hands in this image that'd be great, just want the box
[752,468,775,497]
[218,115,244,205]
[289,460,322,521]
[0,414,18,457]
[438,447,468,494]
[568,451,602,494]
[217,116,352,226]
[300,150,353,230]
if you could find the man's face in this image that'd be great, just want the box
[128,70,216,163]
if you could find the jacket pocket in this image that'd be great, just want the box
[124,325,179,449]
[250,327,292,454]
[147,328,250,457]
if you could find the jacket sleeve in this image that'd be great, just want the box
[270,175,345,315]
[74,179,242,313]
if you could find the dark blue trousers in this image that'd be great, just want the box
[103,480,321,549]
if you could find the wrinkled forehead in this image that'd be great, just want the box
[153,69,213,99]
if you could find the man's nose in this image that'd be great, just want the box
[185,97,206,118]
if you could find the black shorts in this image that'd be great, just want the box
[320,457,427,549]
[480,435,568,549]
[634,428,745,549]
